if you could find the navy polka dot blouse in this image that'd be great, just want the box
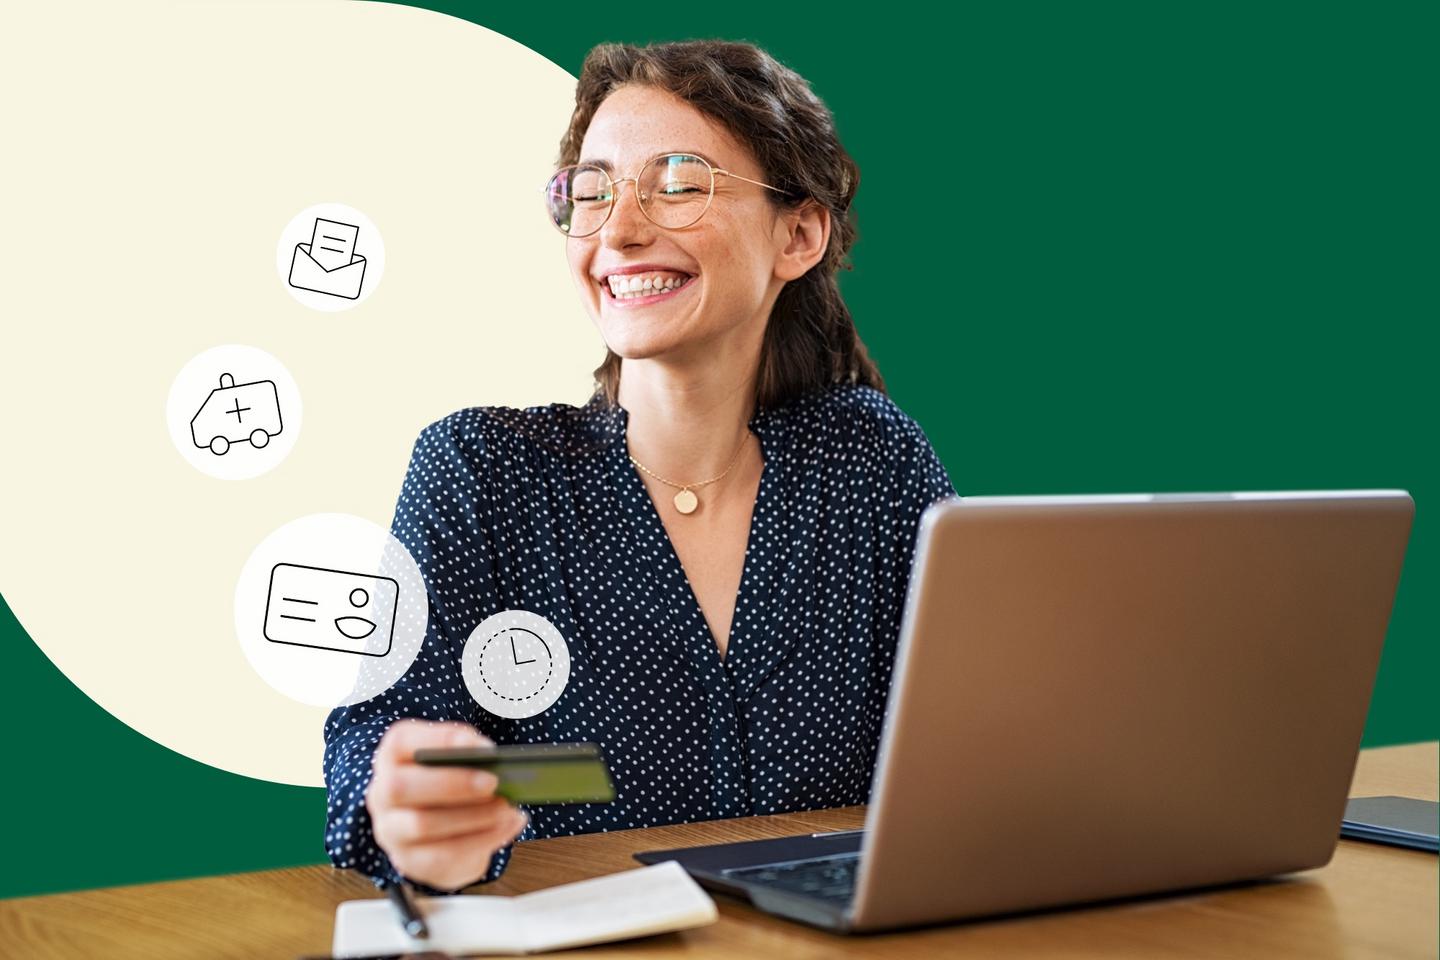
[323,381,956,891]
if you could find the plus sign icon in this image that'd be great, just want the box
[167,344,303,480]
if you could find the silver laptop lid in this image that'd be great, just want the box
[851,490,1413,931]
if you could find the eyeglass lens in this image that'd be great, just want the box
[546,155,714,236]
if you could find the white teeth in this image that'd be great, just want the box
[605,272,692,299]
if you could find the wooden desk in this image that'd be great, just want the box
[3,743,1435,959]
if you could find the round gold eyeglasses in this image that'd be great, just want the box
[542,152,788,238]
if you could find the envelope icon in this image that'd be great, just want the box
[288,242,367,299]
[264,563,398,657]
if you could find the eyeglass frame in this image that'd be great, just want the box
[541,151,790,238]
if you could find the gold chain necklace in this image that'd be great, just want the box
[628,429,751,515]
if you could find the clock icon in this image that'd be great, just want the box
[461,609,571,719]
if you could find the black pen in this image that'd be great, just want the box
[373,876,429,939]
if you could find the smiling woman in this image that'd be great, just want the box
[556,43,872,412]
[323,39,956,895]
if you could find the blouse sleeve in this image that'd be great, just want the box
[872,412,958,656]
[322,415,521,893]
[895,413,958,571]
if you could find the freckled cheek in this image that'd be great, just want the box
[702,253,767,310]
[694,218,767,298]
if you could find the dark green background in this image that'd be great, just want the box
[3,1,1434,900]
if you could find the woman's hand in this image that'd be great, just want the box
[366,719,527,892]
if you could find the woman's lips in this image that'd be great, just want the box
[600,275,696,309]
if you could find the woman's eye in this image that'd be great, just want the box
[660,184,701,195]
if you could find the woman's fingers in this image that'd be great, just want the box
[369,763,500,809]
[374,796,520,845]
[366,719,524,890]
[376,718,492,766]
[368,719,499,808]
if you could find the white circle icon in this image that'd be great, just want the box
[235,513,429,707]
[167,344,302,480]
[277,202,385,311]
[462,610,571,720]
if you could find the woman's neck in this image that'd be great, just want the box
[616,360,759,486]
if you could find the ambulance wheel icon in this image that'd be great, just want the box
[191,373,283,456]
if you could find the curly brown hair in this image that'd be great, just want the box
[559,40,886,412]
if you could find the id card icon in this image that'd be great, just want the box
[263,563,398,657]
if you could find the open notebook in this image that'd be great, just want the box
[333,860,718,957]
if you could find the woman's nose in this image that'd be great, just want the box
[600,179,653,246]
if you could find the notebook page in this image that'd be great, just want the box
[515,861,718,952]
[333,894,522,957]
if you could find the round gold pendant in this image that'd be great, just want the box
[673,489,698,514]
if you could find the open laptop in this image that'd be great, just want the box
[634,491,1414,933]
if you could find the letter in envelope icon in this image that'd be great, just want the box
[288,218,367,299]
[264,563,398,657]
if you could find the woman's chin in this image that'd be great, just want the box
[601,336,686,361]
[597,322,696,360]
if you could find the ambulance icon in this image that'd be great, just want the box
[190,372,283,456]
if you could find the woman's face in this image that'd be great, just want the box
[566,84,793,366]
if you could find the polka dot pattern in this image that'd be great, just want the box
[323,382,956,892]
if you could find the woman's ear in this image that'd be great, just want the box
[773,200,831,282]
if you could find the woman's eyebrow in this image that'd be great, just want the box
[577,151,723,170]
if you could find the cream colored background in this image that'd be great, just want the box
[0,0,596,786]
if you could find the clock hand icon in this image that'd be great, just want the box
[510,633,537,666]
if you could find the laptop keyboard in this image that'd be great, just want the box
[722,853,861,903]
